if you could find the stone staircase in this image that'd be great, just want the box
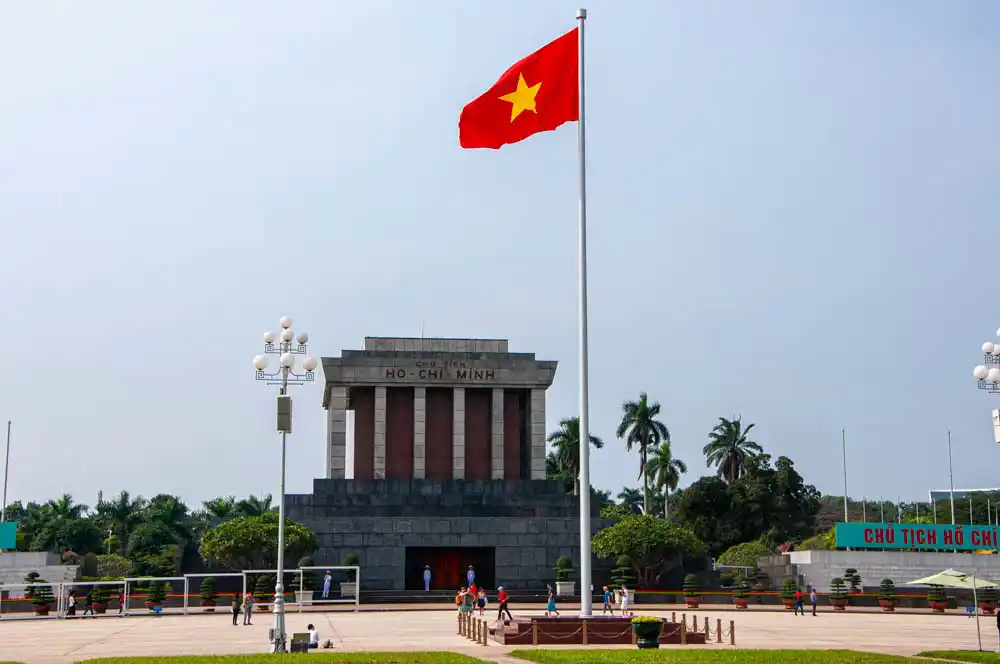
[755,554,803,589]
[0,552,79,595]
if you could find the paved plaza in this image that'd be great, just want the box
[1,605,997,664]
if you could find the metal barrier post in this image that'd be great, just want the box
[716,618,722,643]
[531,621,538,646]
[704,617,709,635]
[183,577,189,616]
[681,615,687,645]
[730,620,735,645]
[582,619,588,645]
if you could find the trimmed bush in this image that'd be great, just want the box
[555,556,573,582]
[844,568,862,592]
[683,574,699,598]
[199,577,217,603]
[878,578,896,602]
[779,578,797,600]
[829,577,848,601]
[611,555,636,588]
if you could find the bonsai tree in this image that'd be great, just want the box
[298,555,316,592]
[611,555,636,589]
[147,581,166,605]
[878,579,896,611]
[555,556,573,583]
[343,554,360,567]
[91,584,107,606]
[732,579,749,609]
[254,574,273,604]
[24,572,53,613]
[829,577,848,610]
[683,574,700,608]
[199,577,218,606]
[844,568,862,594]
[779,579,797,609]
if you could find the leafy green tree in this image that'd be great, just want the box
[645,441,687,519]
[236,495,274,517]
[547,417,604,495]
[96,554,133,579]
[95,491,146,556]
[545,451,572,493]
[199,512,316,571]
[717,537,775,568]
[703,416,762,484]
[31,516,103,555]
[617,393,670,516]
[203,496,238,522]
[144,494,193,544]
[592,514,703,588]
[797,528,836,551]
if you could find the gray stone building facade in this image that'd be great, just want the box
[284,337,610,591]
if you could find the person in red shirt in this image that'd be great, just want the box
[794,589,804,616]
[496,586,513,622]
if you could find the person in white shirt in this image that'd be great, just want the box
[423,565,432,592]
[322,571,332,599]
[307,623,319,649]
[619,584,630,615]
[466,566,475,586]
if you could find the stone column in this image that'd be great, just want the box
[374,386,387,479]
[491,388,504,480]
[529,388,546,480]
[327,386,348,479]
[413,387,426,479]
[452,387,465,479]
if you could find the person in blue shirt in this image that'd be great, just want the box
[602,585,615,615]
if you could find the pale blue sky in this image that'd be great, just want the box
[1,1,997,508]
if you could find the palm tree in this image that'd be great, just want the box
[616,393,670,515]
[236,494,274,516]
[546,417,604,495]
[202,496,237,523]
[145,494,193,543]
[615,487,645,515]
[703,416,762,484]
[645,441,687,519]
[95,491,146,556]
[46,494,87,519]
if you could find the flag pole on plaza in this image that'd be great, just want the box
[574,7,593,619]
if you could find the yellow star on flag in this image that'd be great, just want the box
[498,73,542,123]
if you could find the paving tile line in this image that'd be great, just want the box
[58,617,146,659]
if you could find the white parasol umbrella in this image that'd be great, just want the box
[905,569,999,652]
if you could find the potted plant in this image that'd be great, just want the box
[683,574,700,609]
[341,555,359,598]
[779,579,797,610]
[732,579,750,610]
[554,556,575,597]
[254,574,273,609]
[145,581,165,609]
[844,568,862,595]
[878,579,897,612]
[296,556,315,606]
[829,577,848,611]
[24,572,53,616]
[611,555,636,605]
[979,586,998,615]
[631,616,663,649]
[928,586,947,613]
[199,577,218,611]
[91,584,108,614]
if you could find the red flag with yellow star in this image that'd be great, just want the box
[459,28,578,149]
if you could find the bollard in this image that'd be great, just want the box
[671,611,676,623]
[457,613,462,635]
[716,618,722,643]
[482,619,488,646]
[692,614,697,633]
[532,621,539,646]
[704,617,709,636]
[681,615,687,645]
[477,618,483,643]
[582,619,588,645]
[730,620,735,645]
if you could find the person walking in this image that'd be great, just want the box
[601,585,615,615]
[83,592,94,617]
[794,588,803,616]
[466,566,476,587]
[118,589,126,616]
[620,584,630,615]
[322,570,332,599]
[231,593,240,626]
[810,587,818,616]
[477,588,487,616]
[423,565,432,592]
[496,586,513,622]
[545,584,560,617]
[242,591,253,625]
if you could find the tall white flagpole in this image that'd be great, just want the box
[575,6,593,618]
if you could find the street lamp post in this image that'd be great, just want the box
[253,316,317,654]
[972,329,1000,394]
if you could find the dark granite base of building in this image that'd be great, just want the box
[286,479,614,592]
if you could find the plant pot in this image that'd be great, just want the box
[632,620,663,649]
[878,599,895,612]
[848,588,861,595]
[295,591,312,606]
[340,582,356,598]
[93,602,107,614]
[684,597,699,609]
[32,603,50,616]
[979,602,997,615]
[733,597,749,609]
[929,600,948,613]
[555,581,575,597]
[781,598,795,610]
[199,599,216,612]
[831,598,847,611]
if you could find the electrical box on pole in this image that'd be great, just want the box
[277,395,292,434]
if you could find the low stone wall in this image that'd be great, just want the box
[786,550,1000,592]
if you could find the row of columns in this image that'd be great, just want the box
[326,386,547,480]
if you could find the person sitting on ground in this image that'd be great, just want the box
[307,623,319,649]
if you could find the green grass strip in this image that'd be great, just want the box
[510,650,925,664]
[918,653,1000,663]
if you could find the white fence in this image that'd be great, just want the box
[0,566,361,618]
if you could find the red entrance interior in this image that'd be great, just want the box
[405,547,496,591]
